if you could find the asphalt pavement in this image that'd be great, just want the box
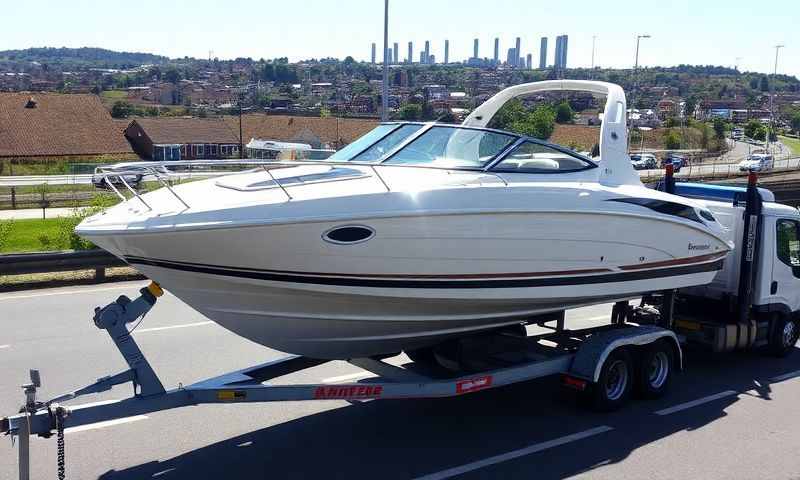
[1,281,800,479]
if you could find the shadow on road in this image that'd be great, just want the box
[99,348,800,480]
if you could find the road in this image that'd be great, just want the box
[2,282,800,479]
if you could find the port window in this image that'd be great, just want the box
[776,219,800,276]
[492,141,595,173]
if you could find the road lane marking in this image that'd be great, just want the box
[770,370,800,382]
[0,344,9,350]
[65,415,148,434]
[412,426,614,480]
[655,390,737,416]
[0,284,145,301]
[322,372,376,384]
[136,321,213,333]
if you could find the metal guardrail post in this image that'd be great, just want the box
[11,186,16,210]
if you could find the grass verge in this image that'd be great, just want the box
[779,136,800,157]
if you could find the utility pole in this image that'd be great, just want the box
[238,89,244,159]
[768,44,784,155]
[381,0,389,121]
[629,34,650,152]
[591,35,597,79]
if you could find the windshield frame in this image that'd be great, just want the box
[333,121,598,173]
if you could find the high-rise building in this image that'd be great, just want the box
[515,37,521,67]
[526,53,533,70]
[493,38,499,64]
[473,38,479,59]
[393,42,398,64]
[554,35,569,70]
[419,51,425,63]
[386,48,392,65]
[429,54,436,64]
[506,47,516,65]
[539,37,548,69]
[371,43,376,64]
[408,41,413,63]
[444,40,449,64]
[424,40,430,64]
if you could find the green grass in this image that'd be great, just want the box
[0,218,66,253]
[100,90,128,102]
[780,136,800,157]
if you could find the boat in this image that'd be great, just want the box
[76,80,732,359]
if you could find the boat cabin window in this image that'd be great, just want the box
[383,126,516,168]
[491,141,594,173]
[327,124,420,162]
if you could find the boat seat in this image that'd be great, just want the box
[517,159,560,170]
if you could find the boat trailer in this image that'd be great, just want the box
[2,283,681,479]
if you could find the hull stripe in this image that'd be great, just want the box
[125,255,724,289]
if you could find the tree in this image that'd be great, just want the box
[744,119,765,140]
[511,105,556,140]
[398,103,422,120]
[554,101,573,124]
[759,76,770,92]
[791,112,800,133]
[683,95,697,119]
[664,130,682,150]
[164,67,181,84]
[712,117,726,139]
[110,100,132,118]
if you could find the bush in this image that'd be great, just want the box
[665,130,682,150]
[555,101,573,124]
[0,219,13,251]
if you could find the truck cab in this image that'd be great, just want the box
[660,181,800,355]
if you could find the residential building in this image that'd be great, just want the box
[407,42,413,63]
[444,40,449,64]
[515,37,521,67]
[393,42,399,64]
[0,92,134,163]
[506,48,516,66]
[494,38,500,64]
[526,53,533,70]
[539,37,548,69]
[371,43,376,64]
[424,41,430,64]
[124,117,240,160]
[473,38,479,59]
[554,35,569,70]
[386,48,392,64]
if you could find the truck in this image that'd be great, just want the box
[2,172,799,479]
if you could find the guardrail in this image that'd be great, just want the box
[0,249,128,281]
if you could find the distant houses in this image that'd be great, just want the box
[0,92,135,165]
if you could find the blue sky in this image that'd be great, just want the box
[3,0,797,77]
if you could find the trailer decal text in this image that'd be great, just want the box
[314,385,383,399]
[456,376,493,394]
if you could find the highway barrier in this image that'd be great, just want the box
[0,249,128,281]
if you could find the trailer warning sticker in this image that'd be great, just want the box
[314,385,383,400]
[456,375,493,394]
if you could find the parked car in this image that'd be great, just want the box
[731,128,744,141]
[92,166,143,190]
[661,154,685,172]
[630,153,657,170]
[738,154,774,172]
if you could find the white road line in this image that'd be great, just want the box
[65,415,148,434]
[0,283,144,301]
[0,344,9,350]
[655,390,737,416]
[771,370,800,382]
[412,426,614,480]
[136,321,213,333]
[321,372,376,384]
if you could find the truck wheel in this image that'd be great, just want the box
[636,341,674,399]
[584,349,634,412]
[768,317,799,358]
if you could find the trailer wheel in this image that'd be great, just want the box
[767,317,799,358]
[406,347,438,366]
[584,348,634,412]
[636,340,674,399]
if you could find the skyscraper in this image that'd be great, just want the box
[444,40,449,64]
[424,40,430,64]
[555,36,563,69]
[371,43,376,64]
[393,42,398,64]
[386,48,392,65]
[515,37,521,67]
[408,41,413,63]
[539,37,548,69]
[526,53,533,70]
[493,38,499,64]
[473,38,479,59]
[506,47,516,65]
[554,35,569,70]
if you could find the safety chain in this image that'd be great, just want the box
[54,407,65,480]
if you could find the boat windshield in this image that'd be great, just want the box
[383,126,517,168]
[327,124,422,162]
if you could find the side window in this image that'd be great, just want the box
[492,141,594,173]
[776,220,800,275]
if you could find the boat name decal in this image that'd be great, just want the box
[314,385,383,399]
[688,243,710,251]
[456,375,493,394]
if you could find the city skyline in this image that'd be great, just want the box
[1,0,796,77]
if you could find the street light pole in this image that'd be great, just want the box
[381,0,389,121]
[768,44,784,154]
[629,34,650,151]
[591,35,597,79]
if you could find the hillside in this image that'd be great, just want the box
[0,47,168,68]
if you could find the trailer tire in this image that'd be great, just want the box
[636,340,674,399]
[767,316,799,358]
[406,347,438,366]
[584,348,634,412]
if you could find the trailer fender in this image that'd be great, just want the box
[569,326,682,383]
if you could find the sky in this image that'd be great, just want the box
[2,0,797,78]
